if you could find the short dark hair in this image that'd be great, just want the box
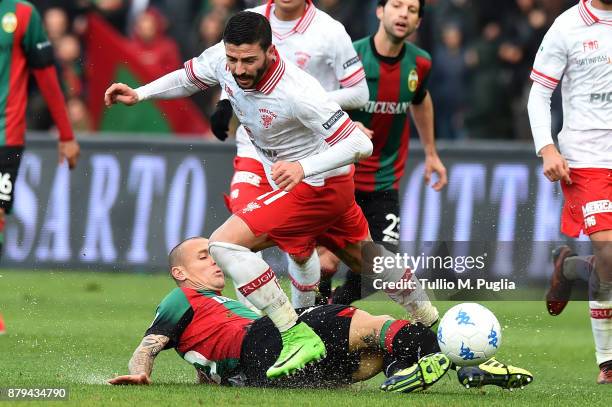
[378,0,426,18]
[223,11,272,51]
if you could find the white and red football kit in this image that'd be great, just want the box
[528,0,612,370]
[183,42,370,256]
[229,0,367,213]
[529,0,612,237]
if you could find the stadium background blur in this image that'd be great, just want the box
[29,0,574,141]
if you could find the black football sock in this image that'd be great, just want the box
[379,320,440,377]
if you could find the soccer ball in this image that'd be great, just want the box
[436,303,502,366]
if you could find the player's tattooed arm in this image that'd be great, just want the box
[128,334,170,377]
[360,328,379,348]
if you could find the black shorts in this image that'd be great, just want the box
[355,189,399,246]
[0,147,24,214]
[239,304,360,388]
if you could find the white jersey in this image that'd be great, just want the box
[530,0,612,168]
[236,0,365,160]
[185,42,357,186]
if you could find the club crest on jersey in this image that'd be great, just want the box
[408,69,419,92]
[259,108,277,129]
[2,12,17,33]
[294,51,311,70]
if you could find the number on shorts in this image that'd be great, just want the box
[382,213,400,242]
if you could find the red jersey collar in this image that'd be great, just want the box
[245,47,286,95]
[264,0,316,36]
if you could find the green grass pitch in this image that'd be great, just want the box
[0,270,608,406]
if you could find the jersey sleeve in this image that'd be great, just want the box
[145,288,193,349]
[183,41,225,91]
[22,4,54,69]
[530,20,566,90]
[331,23,366,89]
[293,79,356,146]
[412,53,432,105]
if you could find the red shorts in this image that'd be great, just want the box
[235,174,370,258]
[225,156,272,214]
[561,168,612,237]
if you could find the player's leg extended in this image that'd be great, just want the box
[332,238,439,327]
[286,250,321,308]
[345,308,449,392]
[333,190,401,305]
[209,216,325,379]
[589,231,612,384]
[226,157,272,313]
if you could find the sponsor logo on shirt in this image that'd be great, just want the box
[408,69,419,92]
[583,40,599,52]
[322,110,344,130]
[1,12,17,34]
[343,55,361,69]
[582,199,612,217]
[361,101,411,114]
[294,51,311,70]
[576,54,610,66]
[259,108,277,129]
[590,91,612,103]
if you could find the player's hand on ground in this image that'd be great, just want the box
[540,144,571,184]
[104,83,139,107]
[108,373,151,385]
[271,161,304,191]
[58,140,80,170]
[355,121,374,139]
[424,154,448,191]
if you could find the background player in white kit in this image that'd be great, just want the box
[212,0,371,310]
[527,0,612,385]
[104,12,435,380]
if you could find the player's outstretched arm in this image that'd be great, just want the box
[105,69,201,108]
[108,334,170,385]
[409,92,447,191]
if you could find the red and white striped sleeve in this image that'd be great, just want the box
[184,42,225,91]
[530,20,567,90]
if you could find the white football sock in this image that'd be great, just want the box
[287,251,320,308]
[590,300,612,366]
[209,242,297,332]
[366,244,438,326]
[232,251,263,315]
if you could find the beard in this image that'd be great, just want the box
[233,60,270,89]
[600,0,612,4]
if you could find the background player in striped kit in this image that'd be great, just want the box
[0,0,80,260]
[319,0,448,306]
[527,0,612,385]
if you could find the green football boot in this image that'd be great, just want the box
[380,353,451,393]
[457,358,534,390]
[266,322,327,379]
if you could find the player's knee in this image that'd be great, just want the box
[319,250,341,275]
[208,241,250,265]
[290,251,313,265]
